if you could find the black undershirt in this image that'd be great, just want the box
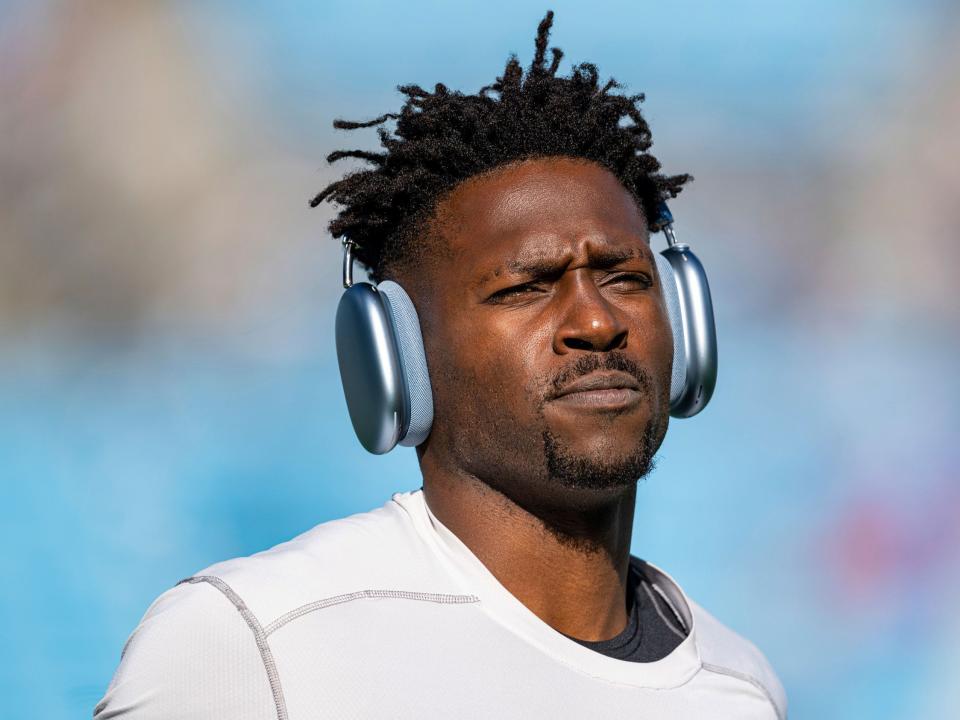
[564,557,688,663]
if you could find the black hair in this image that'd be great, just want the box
[310,10,691,282]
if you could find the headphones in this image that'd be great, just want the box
[335,202,717,454]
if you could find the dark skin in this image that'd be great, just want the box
[400,157,674,642]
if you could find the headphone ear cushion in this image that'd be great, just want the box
[654,252,687,406]
[376,280,434,447]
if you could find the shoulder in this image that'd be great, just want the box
[94,579,278,718]
[97,492,442,718]
[688,598,788,720]
[190,490,453,623]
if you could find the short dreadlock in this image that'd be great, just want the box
[310,10,691,282]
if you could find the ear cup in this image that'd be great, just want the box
[654,252,688,407]
[659,245,718,418]
[376,280,434,447]
[335,282,407,454]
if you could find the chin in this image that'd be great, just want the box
[541,420,661,497]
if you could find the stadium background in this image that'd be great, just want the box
[1,1,958,717]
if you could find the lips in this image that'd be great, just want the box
[551,371,642,400]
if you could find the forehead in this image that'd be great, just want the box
[434,157,650,277]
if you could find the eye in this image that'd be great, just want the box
[486,283,546,304]
[604,272,653,290]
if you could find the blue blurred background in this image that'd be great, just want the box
[2,1,958,717]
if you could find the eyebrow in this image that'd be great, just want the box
[503,246,651,280]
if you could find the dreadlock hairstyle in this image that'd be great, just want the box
[311,10,691,282]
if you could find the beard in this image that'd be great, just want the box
[542,416,660,492]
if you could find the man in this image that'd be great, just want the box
[95,12,786,719]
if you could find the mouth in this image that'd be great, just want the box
[548,371,644,410]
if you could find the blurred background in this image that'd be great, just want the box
[1,1,958,717]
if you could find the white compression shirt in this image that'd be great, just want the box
[94,490,787,719]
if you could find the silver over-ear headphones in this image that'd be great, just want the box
[335,202,717,454]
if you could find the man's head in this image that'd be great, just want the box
[313,12,689,517]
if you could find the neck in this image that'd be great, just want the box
[421,457,636,642]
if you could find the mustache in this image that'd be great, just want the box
[547,352,653,400]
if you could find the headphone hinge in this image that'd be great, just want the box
[342,239,356,289]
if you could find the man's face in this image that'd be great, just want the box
[412,157,673,514]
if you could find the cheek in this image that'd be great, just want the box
[646,308,676,399]
[429,309,550,422]
[473,314,548,408]
[647,311,674,366]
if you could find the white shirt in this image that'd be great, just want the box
[95,490,787,719]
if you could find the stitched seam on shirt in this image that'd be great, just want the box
[180,576,290,720]
[642,580,687,640]
[702,662,784,720]
[263,589,479,636]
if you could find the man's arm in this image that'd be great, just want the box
[94,579,277,719]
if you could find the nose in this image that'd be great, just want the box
[552,273,628,354]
